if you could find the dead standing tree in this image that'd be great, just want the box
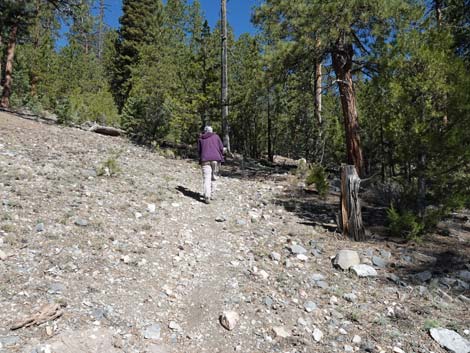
[339,165,365,241]
[221,0,230,152]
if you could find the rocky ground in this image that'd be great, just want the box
[0,111,469,353]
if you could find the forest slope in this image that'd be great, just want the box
[0,112,469,353]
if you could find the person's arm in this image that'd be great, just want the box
[218,136,225,161]
[198,138,202,163]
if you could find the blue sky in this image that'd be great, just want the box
[100,0,259,37]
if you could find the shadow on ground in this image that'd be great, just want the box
[175,185,205,203]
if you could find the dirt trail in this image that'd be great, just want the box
[0,112,469,353]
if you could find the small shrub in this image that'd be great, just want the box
[387,206,424,241]
[97,151,121,177]
[295,158,309,178]
[423,319,440,330]
[306,164,329,198]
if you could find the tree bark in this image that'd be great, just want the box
[221,0,230,151]
[0,33,3,90]
[339,165,366,241]
[1,22,18,108]
[331,35,365,177]
[98,0,105,60]
[267,83,273,162]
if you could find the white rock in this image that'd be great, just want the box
[339,328,348,335]
[350,264,378,277]
[430,328,470,353]
[352,335,362,344]
[312,328,323,342]
[345,345,354,352]
[135,212,143,219]
[297,254,309,261]
[0,250,7,261]
[258,270,269,280]
[330,296,338,305]
[270,252,281,261]
[273,326,290,338]
[334,250,360,270]
[393,347,406,353]
[220,311,239,331]
[147,203,156,213]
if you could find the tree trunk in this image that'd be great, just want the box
[267,84,273,162]
[98,0,105,60]
[435,0,443,28]
[1,23,18,108]
[220,0,230,151]
[332,35,365,177]
[339,165,366,241]
[0,33,3,90]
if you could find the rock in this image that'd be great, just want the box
[350,264,378,277]
[352,335,362,344]
[296,254,309,261]
[457,270,470,282]
[311,273,325,281]
[147,204,156,213]
[303,301,317,312]
[430,328,470,353]
[312,328,323,342]
[270,252,281,261]
[334,250,360,270]
[393,347,406,353]
[215,216,226,222]
[345,344,354,352]
[343,293,358,303]
[273,326,290,339]
[35,223,45,232]
[48,282,65,294]
[135,212,143,219]
[297,317,308,326]
[257,270,269,280]
[372,256,387,268]
[330,296,338,305]
[74,219,88,227]
[316,280,329,289]
[264,296,274,307]
[290,244,307,255]
[168,321,182,332]
[143,324,162,340]
[0,249,7,261]
[220,311,239,331]
[339,328,348,335]
[380,250,392,259]
[236,219,246,226]
[415,271,432,282]
[0,335,20,347]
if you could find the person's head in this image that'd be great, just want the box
[204,126,213,133]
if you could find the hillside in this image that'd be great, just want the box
[0,111,469,353]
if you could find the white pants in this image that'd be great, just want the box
[201,161,218,199]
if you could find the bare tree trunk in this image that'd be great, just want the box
[98,0,105,60]
[1,23,18,108]
[332,35,365,177]
[221,0,230,151]
[435,0,443,27]
[339,165,366,241]
[0,33,3,90]
[267,84,273,162]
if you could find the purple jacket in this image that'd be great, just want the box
[198,132,224,163]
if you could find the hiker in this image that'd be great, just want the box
[198,126,224,203]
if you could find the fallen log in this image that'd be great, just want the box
[88,123,124,137]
